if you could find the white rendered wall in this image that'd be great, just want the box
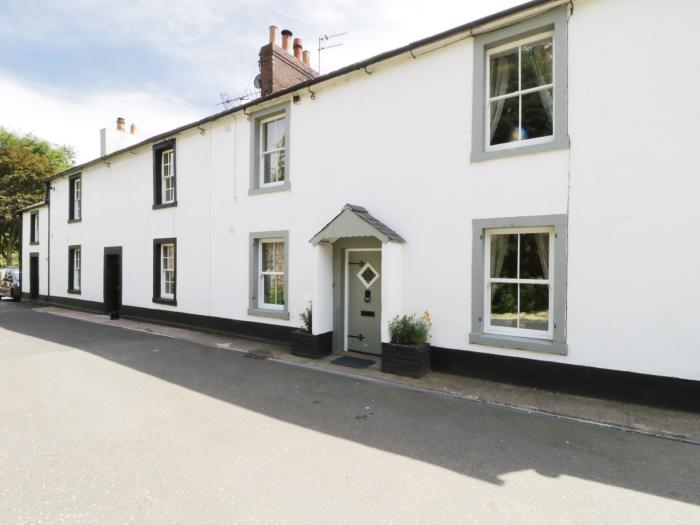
[39,0,700,380]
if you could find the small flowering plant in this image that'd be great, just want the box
[388,310,432,345]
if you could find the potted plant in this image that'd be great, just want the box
[290,302,332,358]
[381,311,432,378]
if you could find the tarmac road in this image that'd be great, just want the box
[1,301,698,524]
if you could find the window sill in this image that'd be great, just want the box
[67,289,81,295]
[471,135,570,163]
[248,181,290,196]
[152,201,178,210]
[153,297,177,306]
[469,332,567,355]
[29,241,39,246]
[68,218,82,223]
[247,307,290,320]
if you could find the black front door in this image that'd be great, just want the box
[103,249,122,314]
[29,255,39,299]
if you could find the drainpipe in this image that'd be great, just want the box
[46,180,51,301]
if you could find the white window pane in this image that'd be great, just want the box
[490,234,518,278]
[519,284,549,331]
[274,242,284,272]
[263,150,285,184]
[263,118,286,152]
[520,233,549,279]
[521,89,553,140]
[275,275,285,305]
[490,283,517,327]
[521,38,553,90]
[262,243,274,272]
[489,48,518,97]
[489,96,520,145]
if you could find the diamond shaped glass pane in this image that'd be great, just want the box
[357,262,379,289]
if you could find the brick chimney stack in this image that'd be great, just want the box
[259,26,317,97]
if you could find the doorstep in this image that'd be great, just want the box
[31,304,700,444]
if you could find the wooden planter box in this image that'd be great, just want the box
[290,330,332,359]
[381,342,431,378]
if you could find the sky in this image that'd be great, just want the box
[0,0,524,164]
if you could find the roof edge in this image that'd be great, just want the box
[48,0,560,182]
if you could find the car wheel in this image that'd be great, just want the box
[11,289,20,302]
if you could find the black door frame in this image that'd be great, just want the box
[29,252,39,299]
[103,246,122,314]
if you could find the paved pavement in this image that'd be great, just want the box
[1,301,699,524]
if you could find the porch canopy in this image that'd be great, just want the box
[309,204,405,245]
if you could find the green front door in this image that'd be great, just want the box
[346,250,381,355]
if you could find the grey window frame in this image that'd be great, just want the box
[471,5,569,162]
[248,230,290,320]
[249,103,291,195]
[469,214,567,355]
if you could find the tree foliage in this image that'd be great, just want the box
[0,128,75,265]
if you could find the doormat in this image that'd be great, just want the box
[330,356,376,369]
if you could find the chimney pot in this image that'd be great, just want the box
[268,25,279,46]
[116,117,125,131]
[302,50,311,66]
[130,123,137,135]
[293,38,303,60]
[281,29,292,52]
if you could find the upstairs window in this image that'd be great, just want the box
[487,33,553,150]
[69,174,81,221]
[153,140,177,208]
[249,104,290,195]
[471,5,569,161]
[260,116,286,187]
[68,246,81,293]
[161,149,175,203]
[30,212,39,244]
[153,238,176,304]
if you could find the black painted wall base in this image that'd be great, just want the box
[431,346,700,413]
[290,330,332,358]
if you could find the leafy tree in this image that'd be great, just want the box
[0,128,75,265]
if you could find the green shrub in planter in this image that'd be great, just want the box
[382,311,432,378]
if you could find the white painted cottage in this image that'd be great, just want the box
[20,0,700,382]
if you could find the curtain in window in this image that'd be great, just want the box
[490,55,514,142]
[522,47,553,126]
[534,233,549,277]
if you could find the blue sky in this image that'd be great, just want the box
[0,0,522,163]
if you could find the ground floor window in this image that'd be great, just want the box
[485,227,553,339]
[248,231,289,319]
[470,215,567,355]
[153,238,176,304]
[68,246,81,293]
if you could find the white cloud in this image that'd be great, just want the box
[0,73,206,164]
[0,0,525,164]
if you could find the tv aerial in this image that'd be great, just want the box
[317,32,347,74]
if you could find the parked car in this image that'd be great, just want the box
[0,267,21,301]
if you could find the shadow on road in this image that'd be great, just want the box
[2,301,699,506]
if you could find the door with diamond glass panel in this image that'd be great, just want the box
[346,250,381,355]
